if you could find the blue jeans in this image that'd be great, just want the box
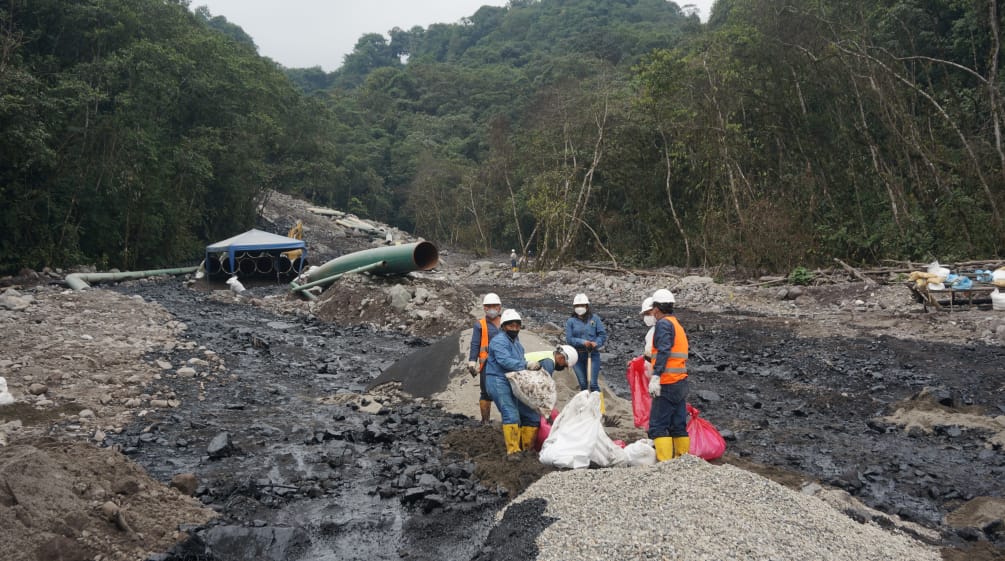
[572,350,601,392]
[485,375,540,426]
[648,377,689,439]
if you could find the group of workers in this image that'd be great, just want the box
[467,288,690,463]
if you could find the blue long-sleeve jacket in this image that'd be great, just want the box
[565,313,607,353]
[468,319,500,362]
[484,331,527,378]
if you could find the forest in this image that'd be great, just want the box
[2,0,1004,274]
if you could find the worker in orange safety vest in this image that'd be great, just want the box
[468,293,502,423]
[647,289,690,461]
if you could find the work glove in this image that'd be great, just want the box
[526,360,541,371]
[648,374,661,397]
[467,361,479,377]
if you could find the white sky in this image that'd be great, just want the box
[191,1,715,71]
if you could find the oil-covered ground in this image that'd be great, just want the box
[87,277,1005,561]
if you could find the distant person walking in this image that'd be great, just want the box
[468,293,503,424]
[565,293,607,408]
[647,289,690,461]
[510,249,518,272]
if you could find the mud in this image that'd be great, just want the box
[492,285,1005,558]
[114,276,1005,559]
[3,259,1003,560]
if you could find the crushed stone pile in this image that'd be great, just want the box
[482,454,939,561]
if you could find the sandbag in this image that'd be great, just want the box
[624,439,657,467]
[505,369,557,417]
[626,356,651,429]
[540,391,627,469]
[687,404,726,461]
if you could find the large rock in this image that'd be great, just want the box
[388,285,412,311]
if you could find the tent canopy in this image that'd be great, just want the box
[205,229,307,277]
[206,229,305,253]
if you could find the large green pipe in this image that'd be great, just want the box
[289,261,387,294]
[65,266,199,290]
[299,241,439,286]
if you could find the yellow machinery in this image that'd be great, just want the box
[283,220,304,262]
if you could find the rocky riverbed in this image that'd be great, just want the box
[1,192,1004,560]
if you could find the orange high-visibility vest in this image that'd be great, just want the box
[477,318,490,372]
[649,316,688,384]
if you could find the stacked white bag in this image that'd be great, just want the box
[539,391,630,469]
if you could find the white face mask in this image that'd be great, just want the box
[485,309,499,319]
[643,315,656,327]
[574,306,588,316]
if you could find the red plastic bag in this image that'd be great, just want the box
[535,408,559,451]
[626,356,651,429]
[686,403,726,461]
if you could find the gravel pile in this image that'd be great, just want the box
[487,454,939,561]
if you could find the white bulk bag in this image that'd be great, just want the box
[540,391,627,469]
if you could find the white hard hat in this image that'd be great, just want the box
[500,308,522,324]
[558,345,578,368]
[482,293,501,306]
[652,289,675,304]
[573,293,590,306]
[639,296,654,314]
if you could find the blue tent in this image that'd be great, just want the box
[205,229,306,277]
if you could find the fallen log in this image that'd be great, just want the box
[833,258,876,286]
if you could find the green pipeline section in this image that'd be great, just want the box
[290,241,439,295]
[65,266,199,291]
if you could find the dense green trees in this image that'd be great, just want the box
[1,0,335,272]
[3,0,1003,274]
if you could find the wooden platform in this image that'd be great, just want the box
[906,282,996,311]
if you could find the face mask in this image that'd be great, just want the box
[644,315,656,327]
[485,309,499,319]
[574,306,587,316]
[505,330,519,340]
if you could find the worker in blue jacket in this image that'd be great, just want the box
[484,309,541,459]
[468,293,502,424]
[564,293,608,408]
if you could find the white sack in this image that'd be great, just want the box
[624,439,657,467]
[0,377,14,406]
[540,391,627,469]
[505,369,557,417]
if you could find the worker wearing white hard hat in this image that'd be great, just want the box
[647,289,690,462]
[640,296,656,360]
[565,293,608,408]
[468,293,503,424]
[510,249,518,271]
[523,345,578,424]
[484,309,541,459]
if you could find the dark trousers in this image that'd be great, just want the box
[479,369,490,401]
[647,377,689,439]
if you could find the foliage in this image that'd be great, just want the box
[4,0,1005,275]
[788,267,814,286]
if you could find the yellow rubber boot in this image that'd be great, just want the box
[654,437,674,462]
[479,400,492,424]
[673,436,691,458]
[503,424,522,455]
[520,426,539,452]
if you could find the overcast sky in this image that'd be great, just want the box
[191,1,714,71]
